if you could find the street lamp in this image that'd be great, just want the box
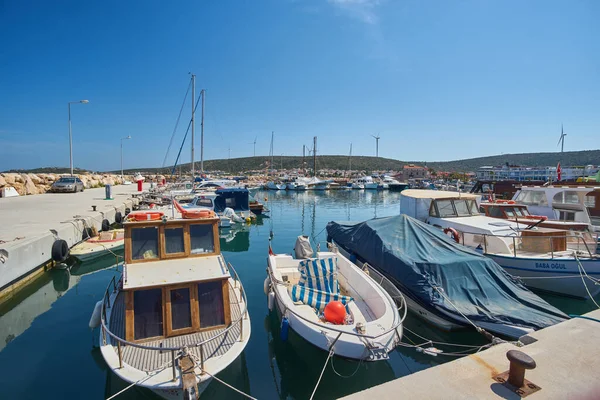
[121,135,132,179]
[68,99,89,176]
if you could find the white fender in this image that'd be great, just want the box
[89,300,103,329]
[263,276,271,295]
[268,291,275,311]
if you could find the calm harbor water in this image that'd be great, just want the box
[1,190,597,399]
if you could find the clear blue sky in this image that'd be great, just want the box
[1,0,598,172]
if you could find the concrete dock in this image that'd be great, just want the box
[343,309,600,399]
[0,184,147,303]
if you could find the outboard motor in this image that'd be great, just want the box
[294,235,314,259]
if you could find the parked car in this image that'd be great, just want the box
[50,177,84,193]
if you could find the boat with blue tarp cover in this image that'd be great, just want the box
[326,214,569,339]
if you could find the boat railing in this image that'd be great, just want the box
[98,263,249,379]
[459,231,598,259]
[267,257,406,343]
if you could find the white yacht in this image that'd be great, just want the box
[97,210,250,399]
[400,190,600,299]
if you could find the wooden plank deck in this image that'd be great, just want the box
[108,286,243,372]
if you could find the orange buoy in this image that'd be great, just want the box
[128,211,164,221]
[324,301,346,325]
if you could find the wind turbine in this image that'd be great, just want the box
[557,124,567,153]
[249,136,257,157]
[371,134,381,157]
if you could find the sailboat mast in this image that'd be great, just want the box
[270,131,274,172]
[302,145,306,175]
[200,89,205,173]
[313,136,317,177]
[191,74,195,177]
[347,143,352,179]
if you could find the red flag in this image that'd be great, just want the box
[268,241,275,256]
[557,162,562,181]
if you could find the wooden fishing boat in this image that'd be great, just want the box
[96,210,250,399]
[70,229,124,261]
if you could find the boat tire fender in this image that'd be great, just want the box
[115,211,123,224]
[82,227,94,240]
[443,227,461,244]
[51,239,69,262]
[101,219,110,232]
[124,207,131,216]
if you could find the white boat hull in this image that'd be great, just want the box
[267,252,402,361]
[488,254,600,299]
[364,183,381,190]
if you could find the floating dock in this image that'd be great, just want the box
[0,185,146,303]
[342,309,600,399]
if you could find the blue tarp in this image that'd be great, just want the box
[326,215,568,332]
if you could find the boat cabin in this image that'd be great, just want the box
[479,201,590,232]
[122,216,231,342]
[187,188,251,218]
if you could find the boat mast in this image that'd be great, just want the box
[302,145,306,175]
[191,74,195,177]
[201,89,205,173]
[313,136,317,177]
[270,131,274,176]
[347,143,352,179]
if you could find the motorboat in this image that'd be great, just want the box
[326,215,568,339]
[265,235,405,360]
[266,181,287,190]
[350,177,372,190]
[302,177,332,191]
[70,229,124,262]
[286,181,308,191]
[387,182,409,192]
[97,210,250,399]
[380,176,400,190]
[401,189,600,299]
[512,185,600,233]
[193,178,238,191]
[182,188,254,227]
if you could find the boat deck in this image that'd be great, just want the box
[108,285,242,372]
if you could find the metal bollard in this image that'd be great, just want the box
[507,350,536,388]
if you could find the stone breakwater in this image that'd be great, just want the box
[0,173,163,196]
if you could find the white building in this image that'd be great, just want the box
[476,165,600,182]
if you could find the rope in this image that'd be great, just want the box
[574,252,600,309]
[105,353,181,400]
[330,352,364,378]
[310,349,334,400]
[199,369,258,400]
[568,314,600,324]
[189,353,257,400]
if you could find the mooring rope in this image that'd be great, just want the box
[574,252,600,309]
[310,349,335,400]
[189,353,257,400]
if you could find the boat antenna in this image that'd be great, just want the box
[313,136,317,177]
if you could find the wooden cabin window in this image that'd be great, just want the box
[488,206,504,218]
[131,226,159,260]
[170,287,192,330]
[165,227,185,255]
[190,224,215,254]
[133,288,163,340]
[198,281,225,328]
[585,195,596,208]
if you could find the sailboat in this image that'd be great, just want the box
[303,137,332,190]
[266,132,286,190]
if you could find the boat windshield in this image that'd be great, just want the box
[514,190,548,206]
[432,199,479,218]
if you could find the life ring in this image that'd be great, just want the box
[181,209,216,219]
[443,227,461,243]
[495,200,516,204]
[128,211,164,221]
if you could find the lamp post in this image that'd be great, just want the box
[68,100,89,176]
[121,135,132,179]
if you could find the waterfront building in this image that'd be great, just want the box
[476,165,599,182]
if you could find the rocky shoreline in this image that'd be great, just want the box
[0,173,162,196]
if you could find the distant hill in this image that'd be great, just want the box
[2,167,92,174]
[124,149,599,174]
[8,149,599,175]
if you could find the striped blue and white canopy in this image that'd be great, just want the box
[298,257,339,294]
[291,285,352,313]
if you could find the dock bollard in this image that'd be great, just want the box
[92,205,97,211]
[493,350,540,397]
[507,350,536,388]
[105,184,113,200]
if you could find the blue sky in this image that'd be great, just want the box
[1,0,599,172]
